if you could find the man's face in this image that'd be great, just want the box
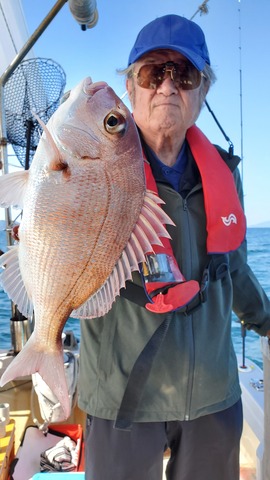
[126,50,207,139]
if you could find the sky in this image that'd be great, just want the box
[3,0,270,226]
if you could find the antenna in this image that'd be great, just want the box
[238,0,244,179]
[190,0,247,369]
[238,0,247,370]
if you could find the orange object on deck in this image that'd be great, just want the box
[0,420,15,480]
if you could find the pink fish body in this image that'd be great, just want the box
[0,78,173,418]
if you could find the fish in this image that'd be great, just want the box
[0,77,174,418]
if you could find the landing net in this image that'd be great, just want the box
[4,58,66,169]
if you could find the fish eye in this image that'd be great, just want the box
[104,111,126,134]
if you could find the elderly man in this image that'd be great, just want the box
[78,14,270,480]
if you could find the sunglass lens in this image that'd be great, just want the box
[174,63,201,90]
[136,62,202,91]
[137,65,162,89]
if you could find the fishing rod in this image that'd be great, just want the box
[190,0,210,21]
[204,100,234,157]
[190,1,235,156]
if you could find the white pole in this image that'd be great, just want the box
[261,337,270,479]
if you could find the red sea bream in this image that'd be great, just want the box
[0,78,173,417]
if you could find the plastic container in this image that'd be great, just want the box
[32,474,85,479]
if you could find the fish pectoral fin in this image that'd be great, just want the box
[0,246,33,318]
[0,170,29,209]
[71,248,134,319]
[71,189,175,319]
[0,335,71,420]
[71,220,149,319]
[32,111,68,173]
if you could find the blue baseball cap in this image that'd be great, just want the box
[128,14,210,71]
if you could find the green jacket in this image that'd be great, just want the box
[78,144,270,422]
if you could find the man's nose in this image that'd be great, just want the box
[156,75,179,94]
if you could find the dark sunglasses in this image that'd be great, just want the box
[134,60,206,91]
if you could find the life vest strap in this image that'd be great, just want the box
[120,263,210,316]
[114,266,210,431]
[114,312,173,431]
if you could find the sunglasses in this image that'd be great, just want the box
[134,61,206,91]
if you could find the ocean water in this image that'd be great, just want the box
[0,223,269,369]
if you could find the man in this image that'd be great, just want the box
[78,14,270,480]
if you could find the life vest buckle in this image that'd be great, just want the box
[145,279,201,314]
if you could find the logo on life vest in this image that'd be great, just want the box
[221,214,237,226]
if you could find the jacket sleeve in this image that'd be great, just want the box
[230,168,270,336]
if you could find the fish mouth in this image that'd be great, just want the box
[83,77,108,96]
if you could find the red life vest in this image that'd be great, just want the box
[141,125,246,314]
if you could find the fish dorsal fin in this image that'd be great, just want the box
[0,170,29,209]
[0,246,33,317]
[71,189,172,319]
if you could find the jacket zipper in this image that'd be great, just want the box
[182,197,195,421]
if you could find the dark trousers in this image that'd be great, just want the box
[84,399,243,480]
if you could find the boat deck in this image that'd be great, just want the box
[0,372,258,479]
[0,378,85,453]
[162,452,256,480]
[0,351,263,480]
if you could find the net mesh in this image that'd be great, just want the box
[4,58,66,168]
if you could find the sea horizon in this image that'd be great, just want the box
[0,223,269,370]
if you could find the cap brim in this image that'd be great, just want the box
[129,45,206,71]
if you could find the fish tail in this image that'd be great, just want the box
[0,334,71,419]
